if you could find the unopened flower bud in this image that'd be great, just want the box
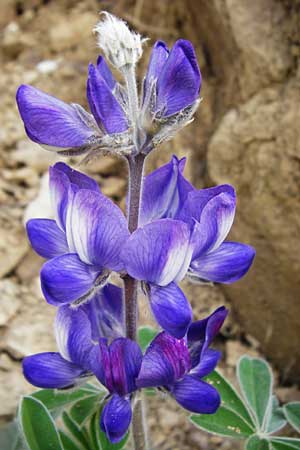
[94,13,146,69]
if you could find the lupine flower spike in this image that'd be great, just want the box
[16,12,256,447]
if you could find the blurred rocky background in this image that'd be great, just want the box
[0,0,299,449]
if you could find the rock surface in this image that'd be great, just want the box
[207,80,300,380]
[188,0,300,379]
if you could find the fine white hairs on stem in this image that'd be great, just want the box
[94,12,147,69]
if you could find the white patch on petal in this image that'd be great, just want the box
[158,239,192,286]
[66,191,91,264]
[174,242,193,282]
[65,188,77,254]
[55,309,72,361]
[23,173,53,224]
[209,196,235,253]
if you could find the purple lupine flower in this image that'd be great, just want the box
[89,338,143,443]
[27,162,130,306]
[122,156,255,338]
[141,40,201,152]
[139,155,194,225]
[16,57,130,156]
[23,284,124,389]
[137,307,228,414]
[143,40,201,118]
[142,155,256,284]
[121,219,194,338]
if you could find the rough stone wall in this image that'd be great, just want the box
[186,0,300,380]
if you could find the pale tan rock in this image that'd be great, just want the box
[3,282,56,359]
[225,340,259,368]
[101,177,127,198]
[23,173,53,224]
[0,279,21,327]
[181,280,240,338]
[188,432,210,450]
[2,167,39,187]
[15,250,44,283]
[159,409,181,428]
[36,59,60,75]
[0,0,15,29]
[0,362,32,417]
[207,78,300,380]
[225,0,292,95]
[2,22,25,58]
[48,12,96,52]
[0,353,15,371]
[0,211,29,278]
[276,386,300,404]
[11,139,57,172]
[85,155,125,176]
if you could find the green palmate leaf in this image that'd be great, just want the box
[62,411,90,449]
[0,421,24,450]
[237,356,273,429]
[205,370,255,428]
[32,383,102,413]
[138,326,158,352]
[89,411,102,450]
[59,431,82,450]
[190,405,254,439]
[283,402,300,432]
[19,396,63,450]
[270,438,300,450]
[266,396,287,434]
[70,394,104,427]
[246,435,270,450]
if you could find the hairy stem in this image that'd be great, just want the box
[132,394,148,450]
[124,274,138,341]
[127,153,145,234]
[124,152,148,450]
[123,64,140,149]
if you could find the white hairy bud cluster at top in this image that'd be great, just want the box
[94,12,146,69]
